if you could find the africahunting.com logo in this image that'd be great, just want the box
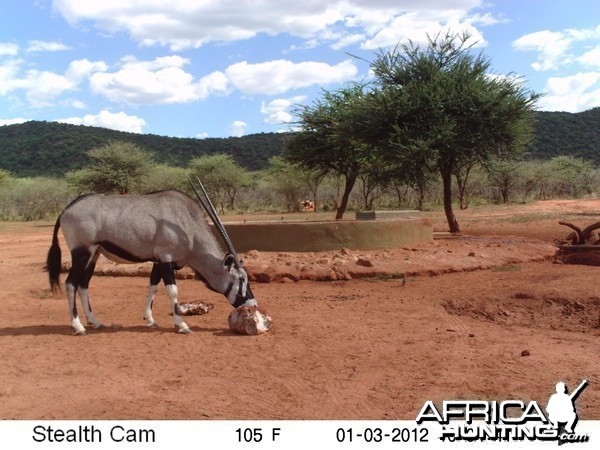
[417,380,589,445]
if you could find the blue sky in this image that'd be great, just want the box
[1,0,599,138]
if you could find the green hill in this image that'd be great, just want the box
[1,108,599,177]
[526,108,600,164]
[0,121,286,177]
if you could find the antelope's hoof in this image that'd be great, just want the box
[177,327,193,334]
[146,322,159,328]
[74,330,87,336]
[91,323,105,330]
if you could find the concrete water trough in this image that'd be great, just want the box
[211,216,432,252]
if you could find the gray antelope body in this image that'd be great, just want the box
[47,189,256,335]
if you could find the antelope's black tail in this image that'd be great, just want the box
[47,217,62,293]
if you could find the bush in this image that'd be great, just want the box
[66,141,156,194]
[138,164,190,193]
[0,177,74,220]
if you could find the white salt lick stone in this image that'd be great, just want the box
[228,306,273,335]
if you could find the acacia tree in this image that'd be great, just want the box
[266,156,307,212]
[285,84,377,219]
[188,153,250,213]
[369,31,539,232]
[486,158,523,203]
[67,141,155,194]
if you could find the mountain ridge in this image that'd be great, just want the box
[1,108,599,177]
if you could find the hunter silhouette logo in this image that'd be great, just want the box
[546,380,588,444]
[416,380,590,444]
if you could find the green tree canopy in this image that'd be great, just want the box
[368,31,540,232]
[285,83,377,219]
[265,156,307,212]
[66,141,156,194]
[139,164,190,193]
[188,153,250,212]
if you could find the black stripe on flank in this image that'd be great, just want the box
[98,241,157,263]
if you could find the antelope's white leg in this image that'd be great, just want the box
[66,283,86,335]
[78,287,103,329]
[165,284,191,334]
[144,284,159,327]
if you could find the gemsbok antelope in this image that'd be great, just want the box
[46,178,257,335]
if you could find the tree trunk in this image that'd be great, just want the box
[336,173,357,220]
[458,191,468,210]
[455,174,468,210]
[417,184,425,211]
[441,168,460,233]
[501,185,509,203]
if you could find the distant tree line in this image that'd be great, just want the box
[0,141,597,221]
[0,107,599,179]
[0,121,285,177]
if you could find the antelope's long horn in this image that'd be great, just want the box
[187,176,240,267]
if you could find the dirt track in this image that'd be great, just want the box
[0,199,599,420]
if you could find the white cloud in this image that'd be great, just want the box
[538,72,600,112]
[63,99,87,109]
[469,12,509,27]
[0,59,23,95]
[361,13,487,50]
[52,0,485,51]
[52,0,342,49]
[261,95,306,124]
[9,69,76,107]
[513,25,600,72]
[57,110,146,133]
[0,42,19,57]
[226,59,358,95]
[0,57,105,107]
[513,30,573,71]
[26,40,70,53]
[66,58,108,81]
[229,120,248,137]
[330,33,365,50]
[0,40,354,112]
[89,56,357,105]
[579,45,600,69]
[90,56,228,105]
[196,71,229,99]
[0,117,29,126]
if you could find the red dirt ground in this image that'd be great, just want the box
[0,199,599,420]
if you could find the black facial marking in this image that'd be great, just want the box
[232,281,253,308]
[224,281,234,298]
[233,296,246,308]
